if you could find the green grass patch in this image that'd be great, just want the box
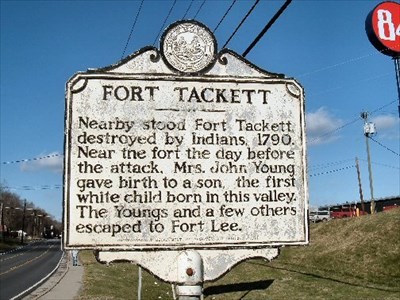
[78,208,400,299]
[78,251,172,299]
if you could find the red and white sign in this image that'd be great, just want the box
[366,1,400,57]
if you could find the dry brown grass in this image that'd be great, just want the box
[78,208,400,299]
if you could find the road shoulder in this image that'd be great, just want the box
[23,251,83,300]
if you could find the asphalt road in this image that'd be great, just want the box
[0,239,63,300]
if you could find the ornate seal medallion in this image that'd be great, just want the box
[160,20,217,74]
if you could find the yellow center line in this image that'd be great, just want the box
[0,244,42,262]
[0,245,54,276]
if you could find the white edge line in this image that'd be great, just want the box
[10,251,65,300]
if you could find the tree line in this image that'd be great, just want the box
[0,184,62,241]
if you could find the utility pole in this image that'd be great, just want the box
[21,200,26,244]
[1,202,4,242]
[394,56,400,118]
[361,112,376,214]
[355,157,365,213]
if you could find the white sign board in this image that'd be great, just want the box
[64,21,308,252]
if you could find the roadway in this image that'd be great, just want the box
[0,239,63,300]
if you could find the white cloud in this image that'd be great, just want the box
[20,152,64,173]
[306,107,344,145]
[371,114,399,139]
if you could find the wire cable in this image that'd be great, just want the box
[309,72,392,98]
[193,0,207,19]
[121,0,144,59]
[368,136,400,156]
[370,99,398,115]
[2,153,63,165]
[152,0,177,46]
[309,99,397,144]
[359,158,400,170]
[309,117,361,144]
[222,0,260,49]
[297,48,391,79]
[309,159,354,171]
[182,0,194,19]
[3,184,62,191]
[309,165,355,178]
[213,0,237,33]
[243,0,292,57]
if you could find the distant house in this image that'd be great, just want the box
[11,230,28,238]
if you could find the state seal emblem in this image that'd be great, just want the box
[160,20,217,74]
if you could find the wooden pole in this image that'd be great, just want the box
[355,157,365,213]
[21,200,26,244]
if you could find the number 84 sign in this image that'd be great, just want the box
[366,1,400,57]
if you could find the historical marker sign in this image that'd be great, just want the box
[64,21,308,254]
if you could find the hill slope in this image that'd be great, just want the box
[79,208,400,299]
[202,208,400,299]
[277,207,400,288]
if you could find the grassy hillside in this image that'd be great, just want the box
[78,208,400,299]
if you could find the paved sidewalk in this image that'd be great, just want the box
[24,251,84,300]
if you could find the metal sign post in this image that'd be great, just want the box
[394,56,400,118]
[64,20,308,297]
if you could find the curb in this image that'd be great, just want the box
[21,252,68,300]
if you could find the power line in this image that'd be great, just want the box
[359,158,400,170]
[309,72,392,98]
[3,184,62,191]
[213,0,237,33]
[2,153,63,165]
[309,159,354,171]
[370,99,398,115]
[242,0,292,57]
[309,100,397,144]
[309,165,355,178]
[309,117,361,144]
[182,0,194,19]
[222,0,260,49]
[152,0,177,46]
[193,0,207,19]
[368,136,400,156]
[309,157,400,172]
[296,49,391,79]
[121,0,144,59]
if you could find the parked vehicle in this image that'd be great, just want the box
[330,205,367,218]
[330,206,353,218]
[310,210,331,223]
